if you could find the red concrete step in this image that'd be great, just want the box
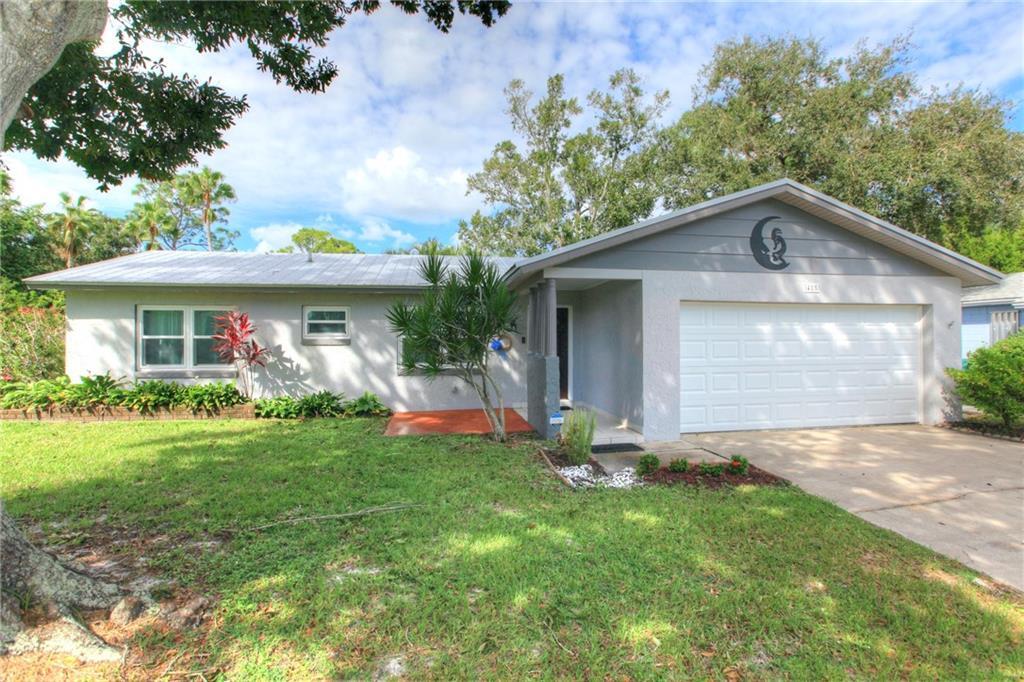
[385,408,534,436]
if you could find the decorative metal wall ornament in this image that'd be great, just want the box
[749,216,789,270]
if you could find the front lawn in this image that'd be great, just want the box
[2,420,1021,679]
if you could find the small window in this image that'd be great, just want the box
[303,306,349,340]
[193,309,230,366]
[141,309,185,366]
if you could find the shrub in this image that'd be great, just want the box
[698,462,725,477]
[728,455,750,476]
[0,307,64,381]
[667,458,689,473]
[63,374,124,408]
[181,382,245,413]
[947,334,1024,428]
[119,380,185,413]
[343,391,391,417]
[254,396,300,419]
[636,453,661,477]
[0,376,72,409]
[296,390,343,418]
[560,409,597,465]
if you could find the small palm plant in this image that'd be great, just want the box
[387,253,518,441]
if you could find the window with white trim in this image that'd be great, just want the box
[137,306,232,368]
[303,306,349,341]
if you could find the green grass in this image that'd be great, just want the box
[2,420,1021,679]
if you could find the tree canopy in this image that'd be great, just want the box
[458,69,669,256]
[276,227,360,254]
[3,0,510,188]
[132,168,239,251]
[458,37,1023,269]
[659,36,1024,244]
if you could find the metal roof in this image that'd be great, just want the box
[25,180,1003,291]
[504,179,1003,288]
[962,272,1024,307]
[25,251,517,290]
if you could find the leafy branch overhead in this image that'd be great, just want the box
[3,0,511,188]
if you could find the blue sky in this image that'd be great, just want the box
[5,1,1023,253]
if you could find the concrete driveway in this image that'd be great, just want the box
[692,425,1024,591]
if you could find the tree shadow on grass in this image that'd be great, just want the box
[3,419,1022,679]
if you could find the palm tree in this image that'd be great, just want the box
[47,193,100,268]
[125,200,169,251]
[182,167,235,251]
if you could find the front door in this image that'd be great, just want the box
[556,306,570,402]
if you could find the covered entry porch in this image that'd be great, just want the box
[521,273,643,444]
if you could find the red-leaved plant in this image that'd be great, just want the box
[212,312,270,398]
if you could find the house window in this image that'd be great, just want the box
[991,310,1020,343]
[303,306,349,341]
[137,306,231,368]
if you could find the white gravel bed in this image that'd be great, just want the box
[558,464,643,489]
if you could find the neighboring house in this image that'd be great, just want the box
[961,272,1023,363]
[27,179,1001,441]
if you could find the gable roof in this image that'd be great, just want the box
[504,179,1002,288]
[962,272,1024,307]
[25,251,517,290]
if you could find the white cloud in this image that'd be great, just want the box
[4,156,136,213]
[250,215,356,252]
[250,222,306,253]
[340,146,476,223]
[3,0,1020,248]
[356,218,416,248]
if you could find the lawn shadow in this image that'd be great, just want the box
[3,420,1022,679]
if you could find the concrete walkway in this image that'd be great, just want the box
[690,425,1023,591]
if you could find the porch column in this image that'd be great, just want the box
[544,278,557,356]
[527,286,538,352]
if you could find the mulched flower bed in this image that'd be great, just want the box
[644,464,787,489]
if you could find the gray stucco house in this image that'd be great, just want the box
[961,272,1023,363]
[27,179,1002,442]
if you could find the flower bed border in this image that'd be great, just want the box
[0,404,255,422]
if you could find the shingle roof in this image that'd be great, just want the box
[962,272,1024,306]
[25,251,518,290]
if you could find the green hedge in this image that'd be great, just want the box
[0,375,391,419]
[947,333,1024,428]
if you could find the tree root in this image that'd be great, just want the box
[243,503,422,532]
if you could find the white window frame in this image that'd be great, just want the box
[136,305,234,370]
[302,305,350,341]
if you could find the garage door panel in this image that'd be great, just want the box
[680,303,920,432]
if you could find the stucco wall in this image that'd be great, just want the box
[566,280,643,428]
[65,288,527,412]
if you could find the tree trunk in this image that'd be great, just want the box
[1,0,107,139]
[0,506,122,613]
[469,371,506,442]
[1,505,125,659]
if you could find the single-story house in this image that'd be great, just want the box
[27,179,1002,441]
[961,272,1023,362]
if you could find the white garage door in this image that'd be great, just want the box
[679,303,920,432]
